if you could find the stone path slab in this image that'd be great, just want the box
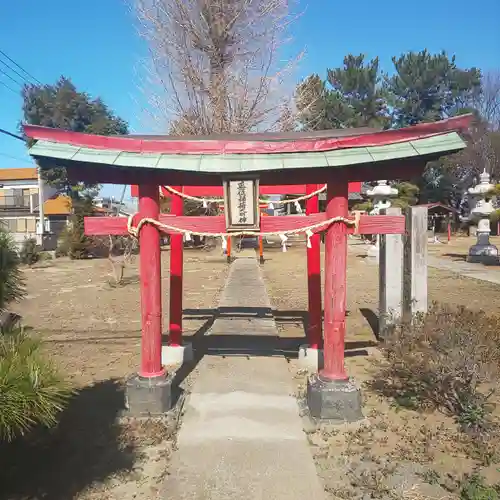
[427,255,500,285]
[348,239,500,286]
[162,257,326,500]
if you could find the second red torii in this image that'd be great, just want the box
[128,182,362,350]
[130,183,363,198]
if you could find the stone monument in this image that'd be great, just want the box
[467,169,498,265]
[366,180,398,258]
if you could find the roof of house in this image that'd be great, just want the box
[43,195,72,215]
[0,167,37,181]
[318,192,363,201]
[419,202,459,214]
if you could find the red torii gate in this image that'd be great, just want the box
[129,182,361,352]
[23,116,470,418]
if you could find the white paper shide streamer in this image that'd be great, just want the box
[306,229,314,249]
[279,233,288,252]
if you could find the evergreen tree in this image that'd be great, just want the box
[326,54,389,128]
[22,77,128,195]
[296,55,389,130]
[384,50,481,127]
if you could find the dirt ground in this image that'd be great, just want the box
[263,241,500,499]
[2,240,500,499]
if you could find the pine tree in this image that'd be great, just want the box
[384,50,481,127]
[326,54,389,128]
[296,55,389,131]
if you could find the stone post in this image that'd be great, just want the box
[379,207,403,336]
[403,206,428,320]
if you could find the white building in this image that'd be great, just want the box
[0,167,72,249]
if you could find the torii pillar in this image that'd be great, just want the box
[299,184,324,369]
[125,183,173,415]
[307,172,363,421]
[163,186,194,366]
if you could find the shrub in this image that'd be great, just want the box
[461,474,500,499]
[55,226,70,257]
[490,209,500,236]
[0,229,25,311]
[372,303,500,437]
[0,328,73,442]
[56,195,96,259]
[19,238,40,266]
[38,251,54,261]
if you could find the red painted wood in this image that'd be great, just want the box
[322,175,349,381]
[138,184,164,378]
[306,184,323,350]
[226,235,231,263]
[130,182,363,198]
[84,213,405,236]
[24,115,470,155]
[169,187,183,347]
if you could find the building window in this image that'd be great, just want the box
[0,219,18,232]
[17,219,27,232]
[26,218,36,233]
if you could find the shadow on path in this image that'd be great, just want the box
[172,306,379,387]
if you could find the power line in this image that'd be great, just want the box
[0,66,24,88]
[0,58,33,86]
[0,128,25,141]
[0,49,42,85]
[0,79,18,95]
[0,152,32,164]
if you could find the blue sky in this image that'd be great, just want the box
[0,0,499,199]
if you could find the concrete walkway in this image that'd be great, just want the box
[349,239,500,286]
[162,257,326,500]
[427,255,500,285]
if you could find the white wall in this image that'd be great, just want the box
[0,178,58,210]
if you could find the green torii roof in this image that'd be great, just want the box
[23,115,471,185]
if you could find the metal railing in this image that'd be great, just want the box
[0,195,31,211]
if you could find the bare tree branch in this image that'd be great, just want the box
[133,0,301,133]
[475,71,500,131]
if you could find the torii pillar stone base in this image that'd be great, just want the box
[307,374,363,421]
[125,373,175,416]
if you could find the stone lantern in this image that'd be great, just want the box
[366,180,398,258]
[467,169,498,264]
